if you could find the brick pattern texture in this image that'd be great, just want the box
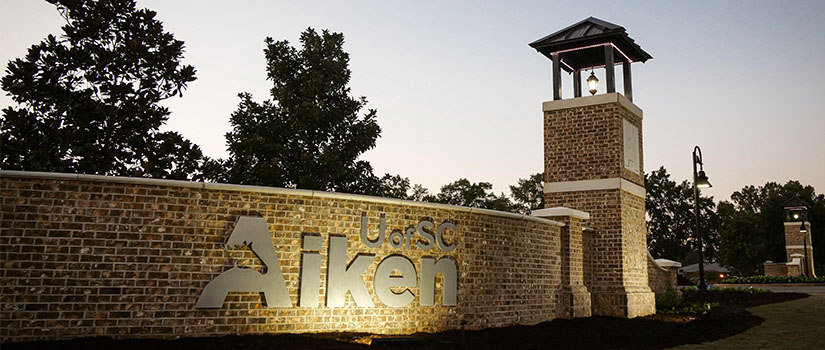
[647,256,677,294]
[543,102,643,186]
[543,97,654,318]
[784,223,815,275]
[1,175,564,342]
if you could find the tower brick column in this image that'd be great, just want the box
[542,92,654,318]
[784,222,816,277]
[533,207,592,318]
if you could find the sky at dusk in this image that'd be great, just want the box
[2,0,824,202]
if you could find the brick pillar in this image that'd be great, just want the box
[784,222,815,277]
[533,207,591,318]
[541,92,655,318]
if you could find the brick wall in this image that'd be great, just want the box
[0,172,566,343]
[764,262,789,277]
[647,256,676,294]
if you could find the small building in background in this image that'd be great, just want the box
[678,262,731,284]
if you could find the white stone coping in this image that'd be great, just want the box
[531,207,590,220]
[654,259,683,268]
[544,178,646,198]
[0,170,564,227]
[542,92,643,118]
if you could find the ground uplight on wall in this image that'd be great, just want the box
[587,71,599,95]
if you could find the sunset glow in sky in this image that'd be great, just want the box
[2,0,823,201]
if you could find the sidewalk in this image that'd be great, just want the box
[669,294,825,349]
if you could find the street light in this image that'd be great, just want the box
[693,146,712,292]
[799,209,810,276]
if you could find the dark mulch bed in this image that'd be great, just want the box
[4,292,809,350]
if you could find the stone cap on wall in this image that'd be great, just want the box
[654,259,682,269]
[0,170,563,227]
[531,207,590,220]
[542,92,643,118]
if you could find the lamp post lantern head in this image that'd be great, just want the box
[529,17,652,101]
[587,71,599,95]
[695,170,711,189]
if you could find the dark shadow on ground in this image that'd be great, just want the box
[3,293,809,350]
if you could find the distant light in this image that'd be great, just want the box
[793,213,800,220]
[587,71,599,95]
[719,274,725,279]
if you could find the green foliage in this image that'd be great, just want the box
[715,202,766,276]
[655,287,682,311]
[655,287,720,315]
[1,0,204,179]
[211,28,380,193]
[645,166,720,264]
[681,286,771,294]
[722,276,825,284]
[427,178,516,212]
[372,174,429,201]
[716,181,824,276]
[509,173,544,214]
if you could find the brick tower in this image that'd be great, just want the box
[530,17,655,317]
[783,197,816,277]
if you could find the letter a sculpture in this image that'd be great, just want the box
[195,216,291,308]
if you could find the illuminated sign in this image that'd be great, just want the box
[196,214,458,309]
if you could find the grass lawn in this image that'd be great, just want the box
[670,294,825,349]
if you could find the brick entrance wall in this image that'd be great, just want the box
[1,171,567,342]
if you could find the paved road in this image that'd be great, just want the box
[670,293,825,349]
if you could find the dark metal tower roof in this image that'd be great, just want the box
[529,17,652,72]
[782,195,810,209]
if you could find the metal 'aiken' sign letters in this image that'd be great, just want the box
[195,214,458,309]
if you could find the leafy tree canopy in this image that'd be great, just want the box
[1,0,204,179]
[426,178,515,212]
[212,28,380,193]
[717,181,824,275]
[509,172,544,214]
[645,166,720,265]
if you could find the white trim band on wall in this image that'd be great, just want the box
[544,178,646,198]
[786,245,814,250]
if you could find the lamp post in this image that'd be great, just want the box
[800,210,809,276]
[692,146,712,291]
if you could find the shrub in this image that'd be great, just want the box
[656,287,720,315]
[722,276,825,284]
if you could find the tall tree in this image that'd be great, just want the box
[715,201,766,275]
[510,172,545,214]
[213,28,380,193]
[645,166,720,264]
[716,181,824,275]
[1,0,204,179]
